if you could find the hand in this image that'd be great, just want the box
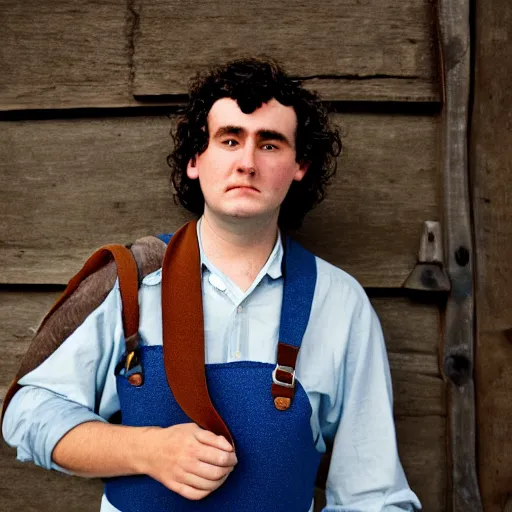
[138,423,237,500]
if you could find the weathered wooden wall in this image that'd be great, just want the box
[471,0,512,510]
[0,0,450,511]
[0,113,438,286]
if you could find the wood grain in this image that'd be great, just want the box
[0,0,441,110]
[395,416,447,512]
[0,442,103,512]
[0,0,136,111]
[0,290,61,383]
[471,0,512,510]
[372,296,440,354]
[297,112,439,287]
[437,0,483,510]
[0,113,438,287]
[133,0,440,103]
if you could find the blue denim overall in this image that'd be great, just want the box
[104,234,322,511]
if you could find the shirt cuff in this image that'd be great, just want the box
[6,387,107,473]
[322,488,421,511]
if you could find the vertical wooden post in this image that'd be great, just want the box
[471,0,512,511]
[436,0,483,510]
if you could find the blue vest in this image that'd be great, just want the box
[104,235,322,511]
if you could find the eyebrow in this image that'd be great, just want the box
[213,125,292,147]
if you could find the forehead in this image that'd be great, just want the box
[207,98,297,137]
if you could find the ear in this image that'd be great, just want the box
[293,160,310,182]
[186,157,199,180]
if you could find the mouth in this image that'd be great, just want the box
[226,185,259,192]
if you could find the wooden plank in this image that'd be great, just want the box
[0,116,191,285]
[437,0,482,510]
[395,416,447,512]
[0,443,103,512]
[0,0,441,110]
[0,290,61,384]
[470,0,512,511]
[1,291,445,511]
[300,78,438,104]
[296,113,438,286]
[0,113,438,287]
[391,369,445,417]
[372,296,440,354]
[0,0,135,111]
[373,296,446,417]
[133,0,440,103]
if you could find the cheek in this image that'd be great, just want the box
[265,162,301,190]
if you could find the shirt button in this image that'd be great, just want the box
[235,351,241,359]
[237,305,243,313]
[208,273,227,292]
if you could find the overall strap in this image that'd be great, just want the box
[156,233,173,245]
[161,221,234,445]
[272,237,317,410]
[42,245,140,350]
[2,244,139,420]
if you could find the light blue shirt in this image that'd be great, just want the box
[2,221,421,512]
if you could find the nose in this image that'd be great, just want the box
[237,143,256,175]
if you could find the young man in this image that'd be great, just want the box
[2,58,421,511]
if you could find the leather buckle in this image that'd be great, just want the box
[121,350,143,387]
[272,364,296,388]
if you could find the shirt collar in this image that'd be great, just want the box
[196,217,283,281]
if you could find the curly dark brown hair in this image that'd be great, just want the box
[167,57,342,230]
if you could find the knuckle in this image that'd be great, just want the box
[217,452,230,466]
[212,466,226,480]
[169,481,185,496]
[190,489,209,501]
[171,468,186,485]
[184,489,198,500]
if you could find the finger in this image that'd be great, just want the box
[195,429,233,452]
[195,444,238,467]
[187,460,233,481]
[169,482,211,501]
[179,472,221,491]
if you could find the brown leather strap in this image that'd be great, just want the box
[2,244,139,420]
[271,342,299,410]
[40,245,139,342]
[161,221,233,445]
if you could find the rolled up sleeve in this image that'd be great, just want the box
[2,283,125,473]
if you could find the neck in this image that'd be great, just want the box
[200,209,279,291]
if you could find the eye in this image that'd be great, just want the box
[222,139,238,147]
[262,143,277,151]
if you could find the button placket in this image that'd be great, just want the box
[233,301,244,360]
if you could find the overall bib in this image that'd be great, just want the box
[104,222,322,511]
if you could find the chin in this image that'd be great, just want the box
[214,207,272,221]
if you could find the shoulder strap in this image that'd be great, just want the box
[42,245,140,345]
[161,221,234,445]
[156,233,173,245]
[272,237,317,410]
[160,223,317,430]
[2,244,139,421]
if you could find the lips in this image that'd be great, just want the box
[226,184,259,192]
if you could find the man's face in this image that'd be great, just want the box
[186,97,308,224]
